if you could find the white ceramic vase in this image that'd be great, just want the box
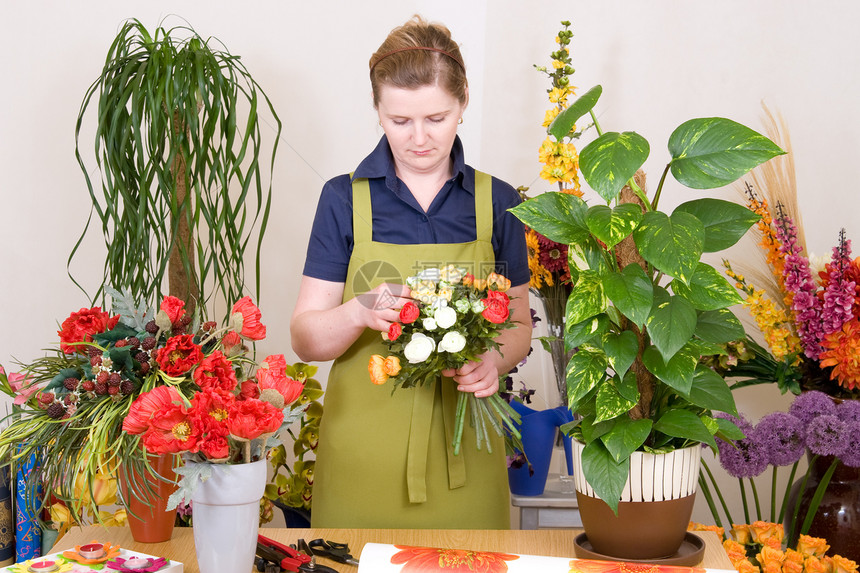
[190,459,267,573]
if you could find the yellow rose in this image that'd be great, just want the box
[383,356,401,377]
[751,521,784,546]
[439,265,464,285]
[437,286,453,301]
[731,524,754,545]
[472,277,488,291]
[796,535,830,559]
[486,272,511,292]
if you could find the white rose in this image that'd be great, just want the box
[438,331,467,353]
[423,317,438,331]
[403,333,436,364]
[434,306,458,329]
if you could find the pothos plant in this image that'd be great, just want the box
[510,85,785,513]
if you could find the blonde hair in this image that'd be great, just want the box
[369,15,467,107]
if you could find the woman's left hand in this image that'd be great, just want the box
[441,352,499,398]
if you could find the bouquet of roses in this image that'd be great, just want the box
[368,265,523,456]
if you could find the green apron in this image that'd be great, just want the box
[311,171,511,529]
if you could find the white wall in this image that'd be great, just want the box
[1,0,849,527]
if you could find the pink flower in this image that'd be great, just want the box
[8,373,45,406]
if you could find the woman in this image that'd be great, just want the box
[291,16,531,528]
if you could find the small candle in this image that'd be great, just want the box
[123,558,153,570]
[80,543,106,559]
[28,561,58,573]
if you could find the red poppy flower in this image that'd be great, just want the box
[160,295,186,324]
[390,545,519,572]
[399,302,420,324]
[238,380,261,401]
[228,399,283,440]
[481,290,510,324]
[191,388,235,428]
[230,297,267,341]
[221,330,243,355]
[123,386,183,435]
[257,368,304,407]
[193,350,238,392]
[261,354,287,374]
[57,307,120,354]
[197,424,230,460]
[155,334,204,377]
[141,403,200,454]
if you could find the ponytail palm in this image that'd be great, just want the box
[73,18,281,314]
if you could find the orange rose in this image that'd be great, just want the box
[782,549,804,573]
[757,545,786,573]
[829,555,859,573]
[462,273,475,287]
[732,524,754,545]
[738,559,762,573]
[368,355,389,385]
[690,522,725,539]
[486,272,511,292]
[383,356,401,377]
[804,556,828,573]
[750,521,784,546]
[481,290,510,324]
[796,535,830,559]
[723,539,748,565]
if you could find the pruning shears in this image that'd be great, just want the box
[256,534,339,573]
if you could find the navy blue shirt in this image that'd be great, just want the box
[302,135,529,287]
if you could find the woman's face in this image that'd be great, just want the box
[377,83,467,178]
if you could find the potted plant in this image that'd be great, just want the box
[72,18,281,315]
[510,67,784,557]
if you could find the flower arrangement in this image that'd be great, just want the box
[509,35,784,511]
[698,391,860,561]
[689,521,858,573]
[0,289,305,525]
[368,265,523,456]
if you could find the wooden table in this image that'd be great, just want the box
[54,526,734,572]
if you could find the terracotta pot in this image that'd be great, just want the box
[121,453,179,543]
[572,441,701,559]
[784,451,860,562]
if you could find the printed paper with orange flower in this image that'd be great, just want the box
[567,559,706,573]
[390,545,519,572]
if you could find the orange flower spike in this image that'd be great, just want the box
[819,319,860,390]
[796,535,830,559]
[368,355,389,385]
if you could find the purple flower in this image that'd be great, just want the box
[755,412,806,466]
[789,390,836,424]
[806,415,847,457]
[715,414,769,478]
[839,421,860,467]
[836,399,860,423]
[821,231,855,335]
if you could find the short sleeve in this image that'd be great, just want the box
[491,179,530,287]
[302,174,354,282]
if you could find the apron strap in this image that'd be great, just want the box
[406,378,467,503]
[351,176,373,245]
[474,170,493,244]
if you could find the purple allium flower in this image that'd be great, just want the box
[836,399,860,423]
[789,390,836,424]
[755,412,806,466]
[715,414,768,478]
[806,415,848,457]
[839,421,860,467]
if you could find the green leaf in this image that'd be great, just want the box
[595,383,637,423]
[581,414,613,442]
[671,263,743,311]
[694,309,745,344]
[577,236,612,275]
[602,330,638,379]
[582,440,630,514]
[548,85,602,140]
[674,198,761,252]
[634,211,704,284]
[566,314,610,350]
[668,117,786,190]
[617,370,640,403]
[586,203,643,250]
[647,288,698,361]
[715,417,746,441]
[566,270,608,324]
[601,416,653,463]
[509,192,589,245]
[567,347,609,409]
[602,263,654,328]
[653,409,717,449]
[580,131,650,202]
[683,367,738,415]
[642,343,699,395]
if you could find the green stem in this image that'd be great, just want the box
[787,455,817,546]
[702,459,736,526]
[800,458,839,537]
[777,461,799,525]
[770,466,777,524]
[698,473,725,533]
[453,391,467,455]
[589,109,604,137]
[739,478,751,525]
[651,163,671,211]
[749,478,762,522]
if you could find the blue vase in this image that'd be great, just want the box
[507,402,574,496]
